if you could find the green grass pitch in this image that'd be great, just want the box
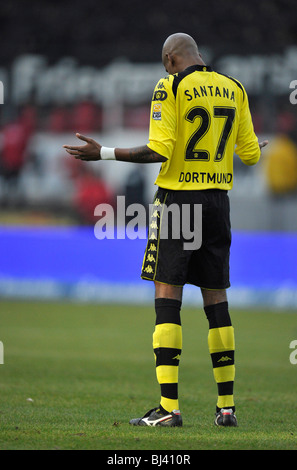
[0,299,296,450]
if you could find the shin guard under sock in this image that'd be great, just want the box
[204,301,235,412]
[153,298,182,412]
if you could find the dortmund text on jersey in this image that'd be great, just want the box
[147,65,260,190]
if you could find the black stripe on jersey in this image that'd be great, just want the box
[172,64,212,98]
[154,347,182,367]
[216,73,245,101]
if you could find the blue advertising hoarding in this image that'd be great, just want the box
[0,227,296,308]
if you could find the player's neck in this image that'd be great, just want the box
[179,56,206,72]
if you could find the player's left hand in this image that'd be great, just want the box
[259,140,269,151]
[63,133,101,160]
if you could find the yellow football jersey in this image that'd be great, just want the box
[147,64,260,190]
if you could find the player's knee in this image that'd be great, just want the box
[201,288,227,307]
[154,281,183,301]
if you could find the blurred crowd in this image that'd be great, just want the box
[0,0,296,66]
[0,0,297,225]
[0,99,149,223]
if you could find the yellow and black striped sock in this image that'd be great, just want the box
[153,298,182,413]
[204,301,235,412]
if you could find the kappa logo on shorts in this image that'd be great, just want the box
[146,254,156,262]
[153,198,162,206]
[148,243,157,251]
[149,233,157,240]
[152,210,160,218]
[143,265,154,274]
[152,103,162,120]
[142,201,162,279]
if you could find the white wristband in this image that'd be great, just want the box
[100,146,116,160]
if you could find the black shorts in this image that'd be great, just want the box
[141,187,231,289]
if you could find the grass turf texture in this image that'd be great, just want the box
[0,300,296,450]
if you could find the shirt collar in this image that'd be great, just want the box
[184,64,212,73]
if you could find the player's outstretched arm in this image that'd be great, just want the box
[118,145,167,163]
[63,133,166,163]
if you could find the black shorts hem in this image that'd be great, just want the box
[141,275,184,288]
[141,275,230,290]
[193,283,231,290]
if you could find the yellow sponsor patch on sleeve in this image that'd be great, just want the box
[152,103,162,120]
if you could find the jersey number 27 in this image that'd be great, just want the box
[185,106,236,162]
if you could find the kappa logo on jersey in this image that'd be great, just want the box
[152,90,168,101]
[152,103,162,120]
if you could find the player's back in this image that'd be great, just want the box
[148,65,260,191]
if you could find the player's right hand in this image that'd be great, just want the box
[63,133,102,161]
